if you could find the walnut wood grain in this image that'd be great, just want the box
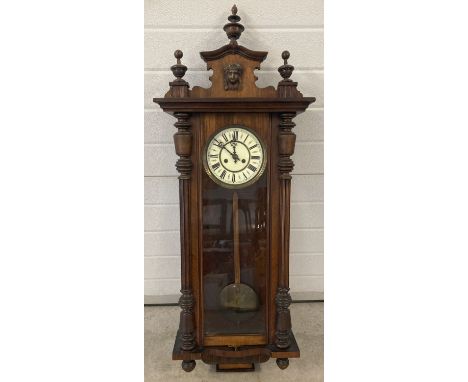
[201,347,271,365]
[174,112,196,352]
[274,112,297,349]
[200,44,268,62]
[153,98,316,113]
[192,55,277,98]
[153,4,316,372]
[204,334,267,347]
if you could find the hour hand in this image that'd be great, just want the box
[231,144,240,163]
[222,145,238,162]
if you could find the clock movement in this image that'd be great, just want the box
[153,5,316,372]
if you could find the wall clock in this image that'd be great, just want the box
[153,5,316,373]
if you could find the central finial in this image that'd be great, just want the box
[224,5,244,44]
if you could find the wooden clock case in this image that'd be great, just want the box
[153,5,315,373]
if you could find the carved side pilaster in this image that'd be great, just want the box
[275,112,296,349]
[173,112,196,352]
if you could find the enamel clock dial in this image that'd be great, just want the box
[204,125,266,188]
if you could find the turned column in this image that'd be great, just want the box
[275,111,296,352]
[174,111,197,373]
[174,111,196,352]
[274,51,300,354]
[167,50,197,372]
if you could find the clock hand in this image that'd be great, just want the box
[221,144,239,162]
[231,144,240,163]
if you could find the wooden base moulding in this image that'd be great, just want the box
[172,329,300,372]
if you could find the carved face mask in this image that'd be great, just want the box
[224,64,242,90]
[228,70,239,84]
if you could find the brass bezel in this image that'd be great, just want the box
[202,124,267,189]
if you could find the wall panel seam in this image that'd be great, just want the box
[144,68,324,73]
[144,26,324,31]
[144,229,180,233]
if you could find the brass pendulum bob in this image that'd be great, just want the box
[219,191,259,312]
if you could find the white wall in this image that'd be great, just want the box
[144,0,324,301]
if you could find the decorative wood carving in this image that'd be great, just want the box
[201,347,271,365]
[166,50,190,98]
[278,51,303,99]
[153,4,316,373]
[192,5,276,98]
[223,63,243,90]
[275,112,296,349]
[174,112,196,356]
[276,358,289,370]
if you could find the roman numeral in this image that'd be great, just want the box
[220,170,227,179]
[213,139,223,148]
[251,155,260,160]
[232,130,238,141]
[249,144,258,150]
[232,174,236,183]
[244,134,249,142]
[222,133,228,142]
[243,172,247,179]
[209,154,218,158]
[248,164,257,172]
[211,162,220,170]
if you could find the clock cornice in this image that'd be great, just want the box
[153,97,316,114]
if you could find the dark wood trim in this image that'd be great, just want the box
[154,97,316,114]
[172,330,300,360]
[204,335,267,347]
[201,347,271,365]
[174,112,197,352]
[200,43,268,62]
[274,112,297,349]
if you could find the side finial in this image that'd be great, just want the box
[278,51,294,81]
[224,5,244,43]
[170,49,187,81]
[167,49,190,97]
[174,50,183,65]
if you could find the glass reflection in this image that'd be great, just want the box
[202,173,267,336]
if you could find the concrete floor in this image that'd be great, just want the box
[145,302,323,382]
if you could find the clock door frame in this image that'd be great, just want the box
[197,112,272,347]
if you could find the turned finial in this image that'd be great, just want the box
[174,50,183,64]
[224,5,244,43]
[278,50,295,81]
[171,49,187,80]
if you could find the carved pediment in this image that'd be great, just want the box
[200,43,268,63]
[156,5,314,103]
[192,5,275,98]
